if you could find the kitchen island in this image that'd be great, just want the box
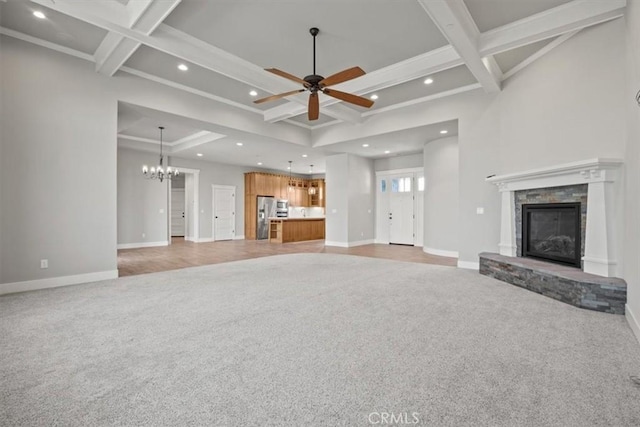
[269,217,325,243]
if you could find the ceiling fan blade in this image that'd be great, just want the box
[254,89,305,104]
[322,88,374,108]
[308,92,319,121]
[265,68,309,87]
[319,66,366,87]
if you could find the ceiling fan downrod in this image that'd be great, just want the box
[310,27,319,76]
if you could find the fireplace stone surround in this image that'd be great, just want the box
[487,158,623,278]
[480,159,626,314]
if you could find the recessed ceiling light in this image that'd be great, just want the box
[236,142,243,146]
[33,11,46,19]
[196,153,203,157]
[440,130,448,134]
[384,150,390,154]
[249,90,258,97]
[424,77,434,85]
[370,94,378,100]
[302,154,308,158]
[178,63,189,71]
[362,144,369,148]
[257,162,263,166]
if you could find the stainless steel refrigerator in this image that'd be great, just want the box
[256,196,276,240]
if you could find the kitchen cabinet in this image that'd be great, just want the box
[245,172,326,239]
[269,218,325,243]
[308,179,325,207]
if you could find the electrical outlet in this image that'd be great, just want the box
[476,207,484,215]
[40,259,48,269]
[142,233,146,238]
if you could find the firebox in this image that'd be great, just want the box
[522,203,581,268]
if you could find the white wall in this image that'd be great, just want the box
[374,153,423,171]
[1,37,118,284]
[117,148,168,246]
[423,137,459,255]
[624,0,640,341]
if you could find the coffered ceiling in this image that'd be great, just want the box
[0,0,626,174]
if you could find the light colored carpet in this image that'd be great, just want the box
[1,253,639,426]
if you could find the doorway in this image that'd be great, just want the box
[170,173,186,237]
[212,185,236,241]
[168,167,199,243]
[376,169,423,246]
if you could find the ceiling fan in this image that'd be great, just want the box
[254,27,374,120]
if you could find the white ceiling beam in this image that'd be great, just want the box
[33,0,362,124]
[417,0,501,93]
[94,0,181,76]
[479,0,626,56]
[264,46,464,122]
[171,131,227,153]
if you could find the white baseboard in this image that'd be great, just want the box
[424,247,459,258]
[0,270,119,296]
[117,241,168,250]
[196,237,215,243]
[626,304,640,346]
[374,239,389,244]
[197,235,244,243]
[325,239,374,248]
[457,260,480,270]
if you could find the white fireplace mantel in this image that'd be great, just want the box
[486,158,623,278]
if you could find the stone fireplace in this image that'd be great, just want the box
[487,158,622,278]
[479,159,626,314]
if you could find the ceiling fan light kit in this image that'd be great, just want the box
[255,27,374,120]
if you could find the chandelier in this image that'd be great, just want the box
[142,126,179,182]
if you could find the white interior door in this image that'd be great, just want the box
[171,189,185,237]
[213,185,235,241]
[389,175,414,245]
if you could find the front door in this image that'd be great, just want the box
[388,175,414,245]
[213,185,235,241]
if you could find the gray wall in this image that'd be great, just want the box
[455,20,626,265]
[325,154,349,244]
[347,155,375,242]
[423,137,459,253]
[168,157,251,239]
[117,148,169,245]
[624,2,640,333]
[1,37,117,283]
[325,153,375,245]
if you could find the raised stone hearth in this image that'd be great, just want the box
[479,252,626,314]
[486,158,623,278]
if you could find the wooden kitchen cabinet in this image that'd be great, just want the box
[245,172,326,239]
[308,179,325,207]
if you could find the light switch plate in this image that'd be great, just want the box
[476,207,484,214]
